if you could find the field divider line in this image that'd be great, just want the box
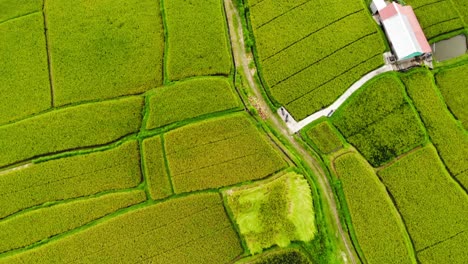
[413,0,448,10]
[423,17,462,30]
[271,32,376,88]
[42,0,55,107]
[282,63,393,133]
[416,230,466,253]
[160,135,175,195]
[262,9,364,61]
[0,10,40,25]
[255,0,312,30]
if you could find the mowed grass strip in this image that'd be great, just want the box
[0,193,242,264]
[0,0,41,22]
[333,152,416,264]
[142,136,173,200]
[0,13,51,124]
[0,190,146,254]
[402,69,468,176]
[165,114,287,193]
[0,96,143,168]
[225,172,316,254]
[435,64,468,129]
[378,145,468,257]
[164,0,232,81]
[0,141,142,219]
[304,120,344,154]
[146,77,240,129]
[47,0,165,106]
[332,75,425,166]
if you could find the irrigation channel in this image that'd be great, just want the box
[223,0,358,263]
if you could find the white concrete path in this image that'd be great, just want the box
[278,64,394,133]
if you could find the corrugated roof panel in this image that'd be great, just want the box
[382,15,421,59]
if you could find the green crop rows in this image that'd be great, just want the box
[247,0,386,119]
[146,77,240,129]
[225,172,316,254]
[164,0,232,81]
[165,114,287,193]
[0,12,51,124]
[332,74,426,166]
[333,151,416,264]
[304,120,344,154]
[0,193,242,263]
[378,145,468,262]
[47,0,165,106]
[435,63,468,129]
[401,69,468,183]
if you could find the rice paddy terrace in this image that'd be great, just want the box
[0,0,467,263]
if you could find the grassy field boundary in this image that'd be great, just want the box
[159,0,168,84]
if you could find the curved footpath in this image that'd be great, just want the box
[279,64,394,133]
[223,1,358,263]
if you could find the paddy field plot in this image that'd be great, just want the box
[378,145,468,262]
[303,120,344,154]
[247,0,386,120]
[0,141,142,219]
[333,151,416,264]
[435,63,468,129]
[332,74,426,167]
[0,12,51,124]
[165,113,287,193]
[401,69,468,181]
[225,172,316,254]
[0,193,242,264]
[0,97,143,168]
[46,0,165,106]
[164,0,232,80]
[146,77,240,129]
[0,190,145,254]
[0,0,42,23]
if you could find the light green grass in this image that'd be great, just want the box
[0,13,51,124]
[0,141,142,219]
[165,113,287,193]
[0,190,146,253]
[401,69,468,177]
[164,0,232,80]
[435,63,468,129]
[304,120,344,154]
[0,0,42,22]
[142,136,172,200]
[0,193,242,263]
[46,0,165,106]
[0,96,143,168]
[225,172,316,254]
[378,145,468,256]
[146,77,240,129]
[333,151,416,264]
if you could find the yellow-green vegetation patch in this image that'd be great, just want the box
[332,75,426,166]
[0,96,143,168]
[146,77,240,129]
[46,0,165,106]
[401,69,468,178]
[451,0,468,24]
[165,114,287,193]
[0,13,51,124]
[236,248,312,264]
[333,151,416,264]
[0,0,42,22]
[142,136,173,200]
[0,141,142,219]
[405,0,464,39]
[0,193,242,263]
[418,231,468,264]
[0,190,145,254]
[247,0,386,119]
[378,145,468,260]
[225,172,316,254]
[304,120,344,154]
[164,0,232,80]
[435,63,468,129]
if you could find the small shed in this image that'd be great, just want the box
[372,1,431,61]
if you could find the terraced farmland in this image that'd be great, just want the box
[246,0,386,120]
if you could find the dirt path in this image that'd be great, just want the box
[223,1,357,263]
